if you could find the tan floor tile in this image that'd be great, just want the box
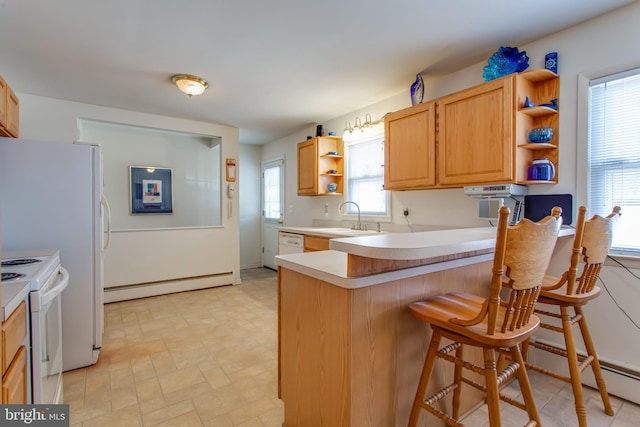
[142,399,196,426]
[135,377,164,403]
[151,350,178,375]
[163,381,214,405]
[227,396,278,425]
[68,399,112,424]
[236,418,267,427]
[153,410,204,427]
[157,365,206,395]
[170,345,212,369]
[110,388,139,411]
[81,402,142,427]
[259,404,285,427]
[139,396,167,415]
[203,413,234,427]
[84,371,110,398]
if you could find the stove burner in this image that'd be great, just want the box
[1,272,26,281]
[1,258,43,267]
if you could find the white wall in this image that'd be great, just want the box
[16,93,242,290]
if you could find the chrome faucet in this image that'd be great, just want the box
[340,201,362,230]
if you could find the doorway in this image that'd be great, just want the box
[262,157,284,270]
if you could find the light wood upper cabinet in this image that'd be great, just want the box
[384,101,436,190]
[0,75,7,131]
[0,74,20,138]
[297,136,344,196]
[437,76,514,186]
[383,69,559,190]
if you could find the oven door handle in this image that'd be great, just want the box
[40,267,70,306]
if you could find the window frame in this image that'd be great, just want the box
[342,125,391,223]
[579,67,640,256]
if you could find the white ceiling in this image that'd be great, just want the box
[0,0,635,144]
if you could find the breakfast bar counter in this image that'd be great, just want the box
[275,227,573,427]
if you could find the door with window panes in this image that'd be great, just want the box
[262,158,284,269]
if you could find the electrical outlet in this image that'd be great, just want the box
[403,207,409,217]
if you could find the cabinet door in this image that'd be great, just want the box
[2,300,27,373]
[0,74,7,130]
[384,101,436,190]
[297,139,318,195]
[6,86,19,137]
[438,76,514,186]
[2,345,27,404]
[304,235,330,252]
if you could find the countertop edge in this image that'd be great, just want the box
[2,281,30,321]
[275,250,494,289]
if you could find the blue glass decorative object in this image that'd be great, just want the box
[545,52,558,74]
[523,96,535,108]
[410,74,424,106]
[528,126,554,143]
[482,46,529,82]
[327,183,338,193]
[539,98,558,110]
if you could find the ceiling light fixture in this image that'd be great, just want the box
[171,74,209,97]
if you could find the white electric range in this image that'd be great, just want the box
[1,249,68,404]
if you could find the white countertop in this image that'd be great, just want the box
[278,226,386,238]
[330,226,575,260]
[330,227,497,260]
[275,226,575,288]
[2,280,30,321]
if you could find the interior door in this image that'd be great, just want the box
[262,158,284,270]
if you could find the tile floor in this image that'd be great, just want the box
[64,267,640,426]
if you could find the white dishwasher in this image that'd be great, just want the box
[278,232,304,254]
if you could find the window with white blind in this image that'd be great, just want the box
[589,68,640,253]
[343,124,389,218]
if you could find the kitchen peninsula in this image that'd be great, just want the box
[275,227,573,427]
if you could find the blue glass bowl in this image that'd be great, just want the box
[528,127,553,143]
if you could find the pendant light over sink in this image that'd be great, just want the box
[171,74,209,97]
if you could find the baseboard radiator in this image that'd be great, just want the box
[529,337,640,405]
[103,272,234,303]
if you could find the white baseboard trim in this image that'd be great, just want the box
[103,273,234,303]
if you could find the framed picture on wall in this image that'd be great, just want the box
[129,166,173,214]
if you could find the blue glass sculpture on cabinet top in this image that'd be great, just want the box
[482,46,529,82]
[410,74,424,106]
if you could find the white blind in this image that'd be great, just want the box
[343,123,388,216]
[589,69,640,251]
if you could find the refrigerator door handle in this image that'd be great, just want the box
[101,194,112,251]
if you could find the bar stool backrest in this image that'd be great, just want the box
[486,205,563,335]
[567,206,621,295]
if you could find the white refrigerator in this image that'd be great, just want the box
[0,137,108,371]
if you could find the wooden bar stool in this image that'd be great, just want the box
[407,206,563,427]
[525,206,621,427]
